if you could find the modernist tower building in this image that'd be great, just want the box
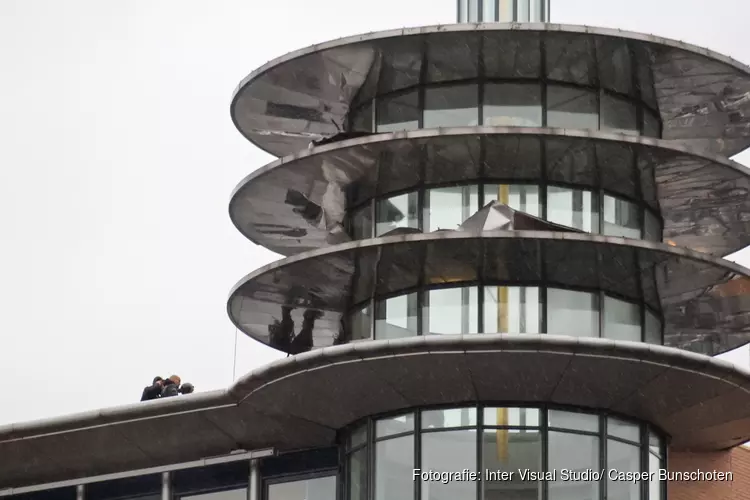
[4,1,750,500]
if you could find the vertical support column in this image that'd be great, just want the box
[162,472,171,500]
[76,485,85,500]
[248,459,260,500]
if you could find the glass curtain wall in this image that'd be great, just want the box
[458,0,549,22]
[346,406,664,500]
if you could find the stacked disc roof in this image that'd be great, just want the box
[227,23,750,451]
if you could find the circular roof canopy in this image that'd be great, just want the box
[228,232,750,357]
[231,335,750,451]
[231,23,750,157]
[230,128,750,257]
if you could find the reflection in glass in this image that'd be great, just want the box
[483,286,540,333]
[375,293,418,339]
[351,207,373,240]
[350,305,372,341]
[375,436,414,500]
[421,431,477,500]
[425,186,478,231]
[547,289,600,337]
[424,85,479,127]
[547,86,598,129]
[423,407,478,429]
[482,428,541,500]
[348,425,367,449]
[482,0,496,21]
[643,111,661,138]
[268,477,335,500]
[604,195,641,238]
[645,309,663,345]
[349,449,367,500]
[183,491,246,500]
[548,410,599,432]
[376,192,418,236]
[607,417,640,442]
[644,211,661,241]
[483,407,540,427]
[468,0,479,22]
[483,84,542,126]
[484,184,541,217]
[498,0,513,21]
[607,440,640,500]
[548,432,599,500]
[376,413,415,438]
[424,287,479,335]
[604,296,641,342]
[547,186,598,232]
[517,0,530,22]
[649,453,662,500]
[601,93,638,135]
[458,0,468,22]
[377,91,420,132]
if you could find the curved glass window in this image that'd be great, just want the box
[349,183,660,242]
[352,81,661,137]
[344,405,665,500]
[352,285,663,344]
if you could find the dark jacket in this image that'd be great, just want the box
[161,381,180,398]
[140,383,162,401]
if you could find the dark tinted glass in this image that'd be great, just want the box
[424,85,479,127]
[87,474,161,500]
[348,448,367,500]
[8,488,76,500]
[377,91,419,132]
[261,448,338,478]
[173,462,248,495]
[546,86,598,129]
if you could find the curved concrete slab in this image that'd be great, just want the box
[229,128,750,257]
[231,23,750,157]
[227,231,750,356]
[3,337,750,490]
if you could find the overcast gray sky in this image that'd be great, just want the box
[0,0,748,425]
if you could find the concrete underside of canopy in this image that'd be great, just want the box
[2,336,750,489]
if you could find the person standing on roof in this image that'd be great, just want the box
[140,376,164,401]
[160,375,182,398]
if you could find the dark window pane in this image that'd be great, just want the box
[482,428,541,500]
[643,211,661,242]
[422,407,477,429]
[421,430,477,500]
[350,305,372,341]
[174,462,249,495]
[546,289,600,338]
[548,410,599,432]
[88,474,161,500]
[643,110,660,138]
[348,449,367,500]
[8,488,76,500]
[351,104,372,132]
[424,85,479,127]
[483,83,542,126]
[375,293,418,339]
[377,91,419,132]
[347,424,367,449]
[375,436,414,500]
[376,413,415,438]
[547,86,598,129]
[268,476,335,500]
[548,432,600,500]
[607,440,641,500]
[261,449,338,478]
[644,309,662,345]
[351,207,372,240]
[600,92,638,135]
